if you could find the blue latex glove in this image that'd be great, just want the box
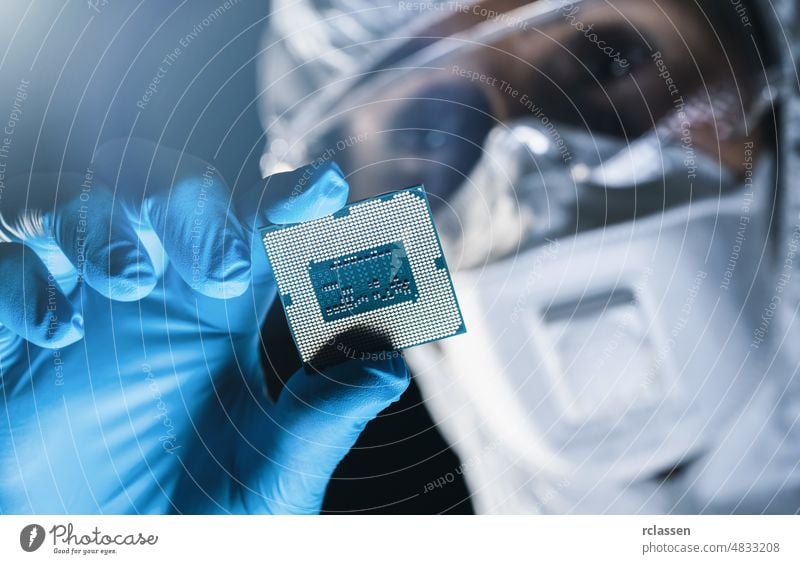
[0,138,409,514]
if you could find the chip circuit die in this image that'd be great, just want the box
[261,186,465,365]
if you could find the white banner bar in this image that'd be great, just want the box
[1,515,797,563]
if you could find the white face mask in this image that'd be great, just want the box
[408,119,794,513]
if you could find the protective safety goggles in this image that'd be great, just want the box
[263,0,776,218]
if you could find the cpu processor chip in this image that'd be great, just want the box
[261,186,465,365]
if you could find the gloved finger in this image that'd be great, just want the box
[237,160,349,231]
[242,355,409,514]
[50,177,156,301]
[0,242,83,348]
[93,138,250,299]
[145,167,250,299]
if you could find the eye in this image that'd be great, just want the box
[581,29,649,84]
[515,26,657,138]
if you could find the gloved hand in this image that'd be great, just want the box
[0,139,409,514]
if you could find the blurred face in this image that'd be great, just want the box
[303,0,764,206]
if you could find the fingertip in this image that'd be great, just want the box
[291,353,410,420]
[143,166,255,300]
[193,277,250,300]
[190,236,251,299]
[332,354,411,406]
[262,160,349,225]
[0,242,84,349]
[53,186,161,303]
[96,244,158,302]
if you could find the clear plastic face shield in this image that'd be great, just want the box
[263,0,774,263]
[262,0,795,513]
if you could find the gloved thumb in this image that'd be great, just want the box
[243,356,409,514]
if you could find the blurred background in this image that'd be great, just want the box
[3,0,799,514]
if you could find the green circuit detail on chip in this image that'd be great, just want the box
[309,241,419,322]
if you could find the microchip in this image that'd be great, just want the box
[261,186,466,365]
